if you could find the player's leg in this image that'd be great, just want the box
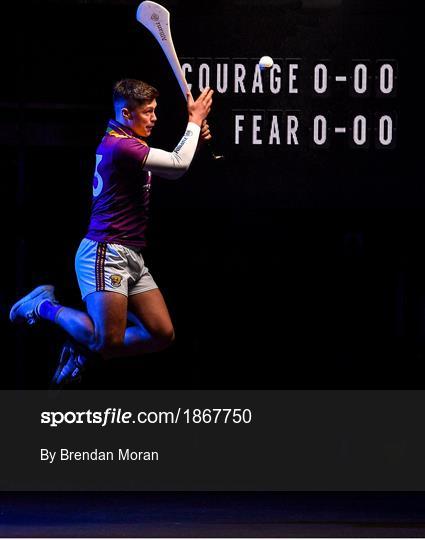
[55,290,174,359]
[9,284,173,357]
[54,306,96,348]
[43,287,167,386]
[9,284,97,386]
[58,238,130,358]
[50,291,128,386]
[78,238,173,356]
[125,288,175,355]
[117,245,174,355]
[51,288,174,386]
[10,240,174,384]
[82,288,174,358]
[9,283,101,352]
[84,290,129,358]
[45,291,173,358]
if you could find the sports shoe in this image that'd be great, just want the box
[9,285,57,326]
[51,340,88,388]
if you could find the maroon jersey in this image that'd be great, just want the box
[86,119,151,249]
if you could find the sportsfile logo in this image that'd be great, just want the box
[151,13,167,41]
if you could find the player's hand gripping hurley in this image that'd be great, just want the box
[136,1,224,160]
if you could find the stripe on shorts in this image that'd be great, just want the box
[95,242,107,291]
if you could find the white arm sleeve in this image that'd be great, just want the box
[144,122,201,179]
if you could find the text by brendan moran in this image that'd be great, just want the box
[40,448,159,463]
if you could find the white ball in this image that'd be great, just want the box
[259,55,274,70]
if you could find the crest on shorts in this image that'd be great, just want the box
[110,274,122,288]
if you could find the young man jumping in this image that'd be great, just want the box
[10,79,213,386]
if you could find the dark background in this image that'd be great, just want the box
[0,0,422,389]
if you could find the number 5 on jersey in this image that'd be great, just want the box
[93,154,103,197]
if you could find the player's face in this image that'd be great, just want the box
[128,99,158,138]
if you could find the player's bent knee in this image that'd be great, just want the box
[153,326,175,351]
[92,333,125,358]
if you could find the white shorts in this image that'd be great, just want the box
[75,238,158,300]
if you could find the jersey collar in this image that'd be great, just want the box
[107,119,147,142]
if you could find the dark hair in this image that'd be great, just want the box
[113,79,159,111]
